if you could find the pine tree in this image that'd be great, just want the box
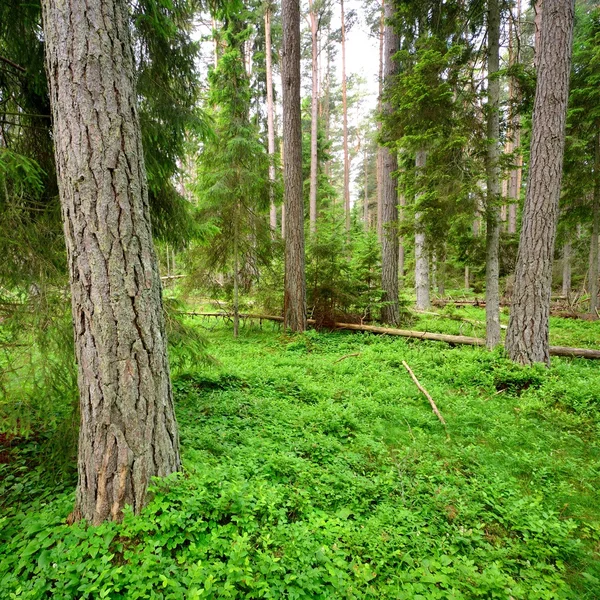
[41,0,180,524]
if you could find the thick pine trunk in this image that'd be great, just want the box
[41,0,180,524]
[415,150,430,310]
[505,0,574,365]
[485,0,501,349]
[308,0,318,234]
[281,0,306,331]
[380,0,399,325]
[265,6,277,232]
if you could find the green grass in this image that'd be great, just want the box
[1,322,599,598]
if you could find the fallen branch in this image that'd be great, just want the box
[402,360,447,427]
[185,313,600,360]
[334,352,361,363]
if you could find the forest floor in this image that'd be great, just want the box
[1,313,600,598]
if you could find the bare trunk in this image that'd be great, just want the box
[265,7,277,232]
[233,210,240,338]
[415,150,430,310]
[485,0,501,349]
[465,265,470,291]
[363,142,369,230]
[506,0,574,365]
[376,0,385,242]
[590,133,600,313]
[380,0,400,324]
[534,0,543,70]
[41,0,180,524]
[507,0,521,235]
[341,0,350,232]
[398,184,405,285]
[562,242,571,298]
[309,0,318,234]
[281,0,306,331]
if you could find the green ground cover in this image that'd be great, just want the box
[1,322,599,598]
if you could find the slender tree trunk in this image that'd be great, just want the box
[380,0,399,324]
[507,0,521,235]
[308,0,318,234]
[415,150,430,310]
[485,0,501,349]
[562,241,571,298]
[534,0,543,70]
[465,266,470,291]
[41,0,180,524]
[398,184,405,286]
[506,0,575,365]
[363,142,369,231]
[589,133,600,314]
[233,209,240,338]
[376,0,385,242]
[341,0,350,232]
[323,21,332,179]
[281,0,306,331]
[265,6,277,232]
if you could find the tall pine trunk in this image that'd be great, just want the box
[265,5,277,232]
[308,0,318,234]
[415,150,430,310]
[589,133,600,314]
[562,241,571,298]
[376,0,385,242]
[341,0,350,232]
[41,0,180,524]
[485,0,501,349]
[505,0,575,365]
[380,0,399,325]
[281,0,306,331]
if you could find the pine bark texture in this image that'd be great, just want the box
[376,0,384,242]
[265,7,277,232]
[41,0,180,524]
[485,0,501,349]
[380,0,399,325]
[308,0,318,234]
[415,150,430,310]
[281,0,306,331]
[505,0,575,365]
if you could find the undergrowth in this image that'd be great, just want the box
[1,323,599,598]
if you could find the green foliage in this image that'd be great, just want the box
[2,324,599,598]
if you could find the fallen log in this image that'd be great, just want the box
[185,313,600,360]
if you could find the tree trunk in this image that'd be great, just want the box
[376,0,385,242]
[380,0,400,325]
[308,0,318,234]
[507,0,521,235]
[415,150,430,310]
[265,6,277,232]
[589,133,600,314]
[485,0,501,349]
[281,0,306,331]
[363,141,369,230]
[465,265,470,291]
[341,0,350,232]
[562,241,571,298]
[505,0,575,365]
[233,209,240,338]
[41,0,180,524]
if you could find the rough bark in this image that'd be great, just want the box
[264,6,277,232]
[341,0,350,232]
[41,0,180,524]
[505,0,575,365]
[415,150,430,310]
[308,0,318,234]
[380,0,400,325]
[281,0,306,331]
[363,142,369,230]
[485,0,501,349]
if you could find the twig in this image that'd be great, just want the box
[334,352,360,363]
[402,360,447,427]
